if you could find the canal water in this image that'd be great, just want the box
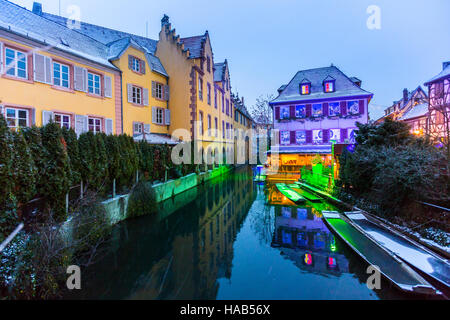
[68,166,407,300]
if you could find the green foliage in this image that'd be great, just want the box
[40,122,71,222]
[337,119,449,216]
[127,181,158,219]
[62,127,81,185]
[22,126,46,196]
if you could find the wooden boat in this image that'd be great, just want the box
[289,183,323,202]
[344,211,450,295]
[276,183,306,204]
[322,211,440,296]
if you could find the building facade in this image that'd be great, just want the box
[231,94,253,164]
[424,61,450,146]
[269,65,373,173]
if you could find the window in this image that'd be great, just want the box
[134,122,143,134]
[347,101,359,115]
[5,48,27,79]
[207,115,211,136]
[312,103,323,117]
[226,99,229,115]
[207,83,211,105]
[5,108,28,129]
[132,86,142,105]
[280,131,290,145]
[199,112,203,135]
[207,56,211,73]
[235,110,238,121]
[215,117,218,137]
[324,81,334,93]
[313,130,323,144]
[198,78,203,101]
[280,106,290,119]
[155,82,163,100]
[55,113,71,129]
[301,84,310,95]
[296,131,306,144]
[214,88,217,108]
[329,102,340,116]
[156,108,164,125]
[222,120,225,138]
[295,105,306,118]
[88,72,101,95]
[130,56,143,73]
[53,62,70,88]
[88,117,102,133]
[226,123,229,139]
[330,129,341,142]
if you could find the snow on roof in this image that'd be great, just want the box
[41,11,167,76]
[0,0,116,69]
[399,103,428,121]
[424,63,450,85]
[271,66,372,105]
[214,62,226,82]
[180,35,206,59]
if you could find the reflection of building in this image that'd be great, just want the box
[268,65,372,174]
[271,206,349,276]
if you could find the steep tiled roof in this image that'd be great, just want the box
[271,66,372,105]
[0,0,116,69]
[399,103,428,121]
[180,35,206,59]
[214,62,226,82]
[40,11,167,76]
[424,63,450,85]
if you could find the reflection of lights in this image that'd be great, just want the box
[328,257,337,269]
[330,238,337,252]
[304,253,313,265]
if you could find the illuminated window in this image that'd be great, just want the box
[295,105,306,118]
[301,84,310,95]
[347,100,359,115]
[280,106,290,119]
[329,102,340,116]
[324,81,334,93]
[312,103,323,117]
[280,130,290,145]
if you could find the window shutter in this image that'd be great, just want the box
[323,129,330,143]
[75,115,87,136]
[0,42,3,74]
[290,131,296,144]
[31,108,36,125]
[152,106,157,124]
[165,109,171,125]
[127,84,133,103]
[42,110,54,125]
[27,54,33,81]
[143,88,149,106]
[151,81,156,97]
[128,55,133,70]
[164,85,170,101]
[323,103,329,117]
[144,124,151,134]
[306,130,313,144]
[341,129,348,142]
[33,53,46,83]
[105,118,113,135]
[104,76,112,98]
[306,104,312,117]
[140,60,146,74]
[275,107,280,120]
[359,100,365,114]
[45,56,52,84]
[74,66,86,91]
[340,101,347,116]
[290,106,295,118]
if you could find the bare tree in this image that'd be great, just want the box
[249,94,275,125]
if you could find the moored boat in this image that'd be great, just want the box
[276,183,306,204]
[289,183,323,202]
[322,211,441,296]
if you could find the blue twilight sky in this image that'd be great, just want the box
[11,0,450,120]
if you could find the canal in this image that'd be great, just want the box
[68,166,407,300]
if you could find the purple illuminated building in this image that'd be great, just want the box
[269,65,373,169]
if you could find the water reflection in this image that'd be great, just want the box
[67,168,406,300]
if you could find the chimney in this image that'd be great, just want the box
[161,14,170,29]
[32,2,42,16]
[443,61,450,70]
[241,97,245,105]
[403,88,408,103]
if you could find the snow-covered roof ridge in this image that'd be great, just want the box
[270,65,373,105]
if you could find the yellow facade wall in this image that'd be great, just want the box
[112,46,168,136]
[0,35,119,133]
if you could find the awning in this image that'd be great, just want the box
[267,145,332,155]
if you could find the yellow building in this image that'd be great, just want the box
[0,1,121,135]
[231,94,254,164]
[156,16,235,162]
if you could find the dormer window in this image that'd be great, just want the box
[301,84,310,95]
[324,81,335,93]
